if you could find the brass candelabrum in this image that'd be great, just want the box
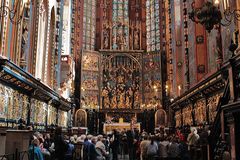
[189,1,240,32]
[0,5,22,25]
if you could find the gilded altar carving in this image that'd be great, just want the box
[101,55,142,109]
[143,54,162,108]
[194,99,207,125]
[0,84,28,121]
[175,110,182,127]
[81,51,100,110]
[82,54,99,71]
[207,94,221,123]
[58,110,68,127]
[182,104,193,126]
[30,99,47,124]
[81,91,99,109]
[48,105,57,125]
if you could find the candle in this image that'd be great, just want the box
[223,0,227,10]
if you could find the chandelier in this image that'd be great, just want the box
[0,5,22,24]
[189,1,240,32]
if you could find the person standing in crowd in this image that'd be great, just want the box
[168,137,180,160]
[96,135,109,159]
[139,135,150,160]
[43,134,52,152]
[179,139,191,160]
[159,136,169,159]
[64,135,75,160]
[126,129,135,160]
[110,129,120,160]
[88,137,101,160]
[146,136,158,160]
[28,138,44,160]
[187,127,199,159]
[83,135,91,160]
[53,127,69,160]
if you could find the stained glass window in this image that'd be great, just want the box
[112,0,129,50]
[146,0,161,52]
[83,0,96,50]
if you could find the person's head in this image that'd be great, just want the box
[150,136,155,144]
[70,136,75,143]
[33,132,41,139]
[91,137,97,144]
[87,134,93,140]
[97,135,103,141]
[190,127,197,134]
[64,135,69,141]
[39,136,44,143]
[142,135,148,140]
[32,138,40,147]
[45,133,50,139]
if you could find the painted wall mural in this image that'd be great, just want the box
[81,51,100,110]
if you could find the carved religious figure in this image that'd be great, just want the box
[103,25,109,49]
[102,87,109,108]
[134,29,140,50]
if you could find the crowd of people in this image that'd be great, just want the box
[28,125,230,160]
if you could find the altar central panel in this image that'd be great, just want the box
[101,52,142,110]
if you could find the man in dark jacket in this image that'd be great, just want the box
[111,129,120,160]
[54,127,69,160]
[88,137,100,160]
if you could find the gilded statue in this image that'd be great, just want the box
[112,94,117,108]
[118,92,125,108]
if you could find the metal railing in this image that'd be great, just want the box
[0,148,33,160]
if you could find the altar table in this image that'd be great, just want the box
[103,123,141,134]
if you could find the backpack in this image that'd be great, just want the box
[147,143,157,156]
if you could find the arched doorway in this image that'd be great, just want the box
[75,109,87,127]
[155,109,167,128]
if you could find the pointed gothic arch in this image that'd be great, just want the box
[35,0,49,80]
[46,7,56,88]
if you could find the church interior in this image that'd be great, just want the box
[0,0,240,159]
